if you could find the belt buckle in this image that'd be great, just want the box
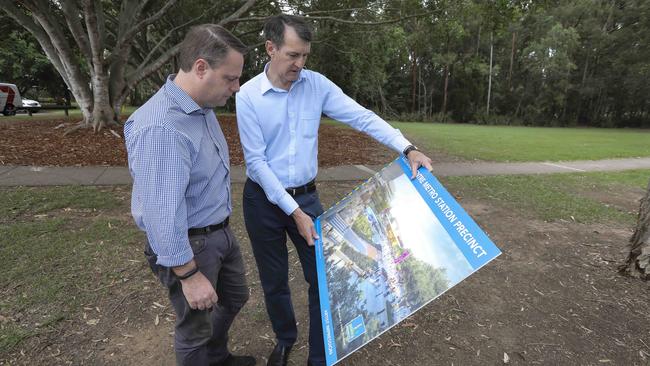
[290,188,297,196]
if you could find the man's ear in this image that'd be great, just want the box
[194,58,209,79]
[265,40,276,57]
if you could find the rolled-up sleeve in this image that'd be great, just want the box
[127,126,194,267]
[320,74,411,153]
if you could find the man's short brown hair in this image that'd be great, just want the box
[178,24,247,72]
[264,14,312,48]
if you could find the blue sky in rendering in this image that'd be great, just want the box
[387,174,473,284]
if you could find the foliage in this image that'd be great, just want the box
[2,0,650,127]
[352,215,373,243]
[0,15,64,98]
[400,257,449,307]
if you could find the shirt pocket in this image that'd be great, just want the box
[301,113,321,138]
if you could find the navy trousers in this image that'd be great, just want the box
[242,179,325,366]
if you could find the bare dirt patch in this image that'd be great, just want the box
[2,183,649,365]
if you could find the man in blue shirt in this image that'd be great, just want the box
[125,25,255,366]
[236,15,433,366]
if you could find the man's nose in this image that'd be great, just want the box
[232,80,240,92]
[295,56,307,69]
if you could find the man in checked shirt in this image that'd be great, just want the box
[125,25,255,366]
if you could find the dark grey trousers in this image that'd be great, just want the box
[144,226,249,366]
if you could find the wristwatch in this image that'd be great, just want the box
[403,144,419,157]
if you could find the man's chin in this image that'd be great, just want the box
[206,99,229,109]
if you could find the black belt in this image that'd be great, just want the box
[188,217,229,236]
[286,179,316,196]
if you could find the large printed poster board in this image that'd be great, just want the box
[314,157,502,365]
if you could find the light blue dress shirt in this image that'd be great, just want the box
[125,75,231,267]
[236,66,411,216]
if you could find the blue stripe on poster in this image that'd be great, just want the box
[398,157,501,269]
[314,217,338,365]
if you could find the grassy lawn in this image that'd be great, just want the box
[0,186,143,355]
[442,169,650,224]
[388,122,650,162]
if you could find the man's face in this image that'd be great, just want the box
[199,49,244,108]
[267,26,311,87]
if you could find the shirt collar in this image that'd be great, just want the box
[164,74,203,115]
[260,63,306,95]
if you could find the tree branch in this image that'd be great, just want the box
[135,3,221,71]
[0,1,67,83]
[82,0,105,77]
[61,0,93,63]
[123,43,181,98]
[219,0,257,26]
[226,11,435,26]
[122,0,178,42]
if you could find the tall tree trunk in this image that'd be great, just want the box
[508,31,516,90]
[378,85,387,115]
[441,64,449,117]
[476,24,481,57]
[619,180,650,280]
[486,31,494,116]
[411,52,417,113]
[429,72,436,118]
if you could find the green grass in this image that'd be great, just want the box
[442,169,650,224]
[0,186,141,355]
[1,186,122,219]
[388,122,650,162]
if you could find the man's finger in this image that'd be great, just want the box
[410,162,418,179]
[423,159,434,172]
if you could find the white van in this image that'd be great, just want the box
[0,83,23,116]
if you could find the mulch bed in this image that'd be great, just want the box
[0,116,395,167]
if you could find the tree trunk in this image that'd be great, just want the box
[476,24,481,57]
[486,31,494,116]
[378,84,387,115]
[620,180,650,280]
[441,64,449,117]
[411,52,417,113]
[508,31,516,90]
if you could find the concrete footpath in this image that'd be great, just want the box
[1,157,649,186]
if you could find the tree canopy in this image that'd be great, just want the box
[2,0,649,127]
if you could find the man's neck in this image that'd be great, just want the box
[173,72,203,106]
[265,65,292,91]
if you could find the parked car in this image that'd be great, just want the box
[0,83,22,116]
[22,98,41,112]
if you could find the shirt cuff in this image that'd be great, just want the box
[155,245,194,267]
[277,192,300,216]
[394,137,412,154]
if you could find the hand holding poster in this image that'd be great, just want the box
[314,157,502,365]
